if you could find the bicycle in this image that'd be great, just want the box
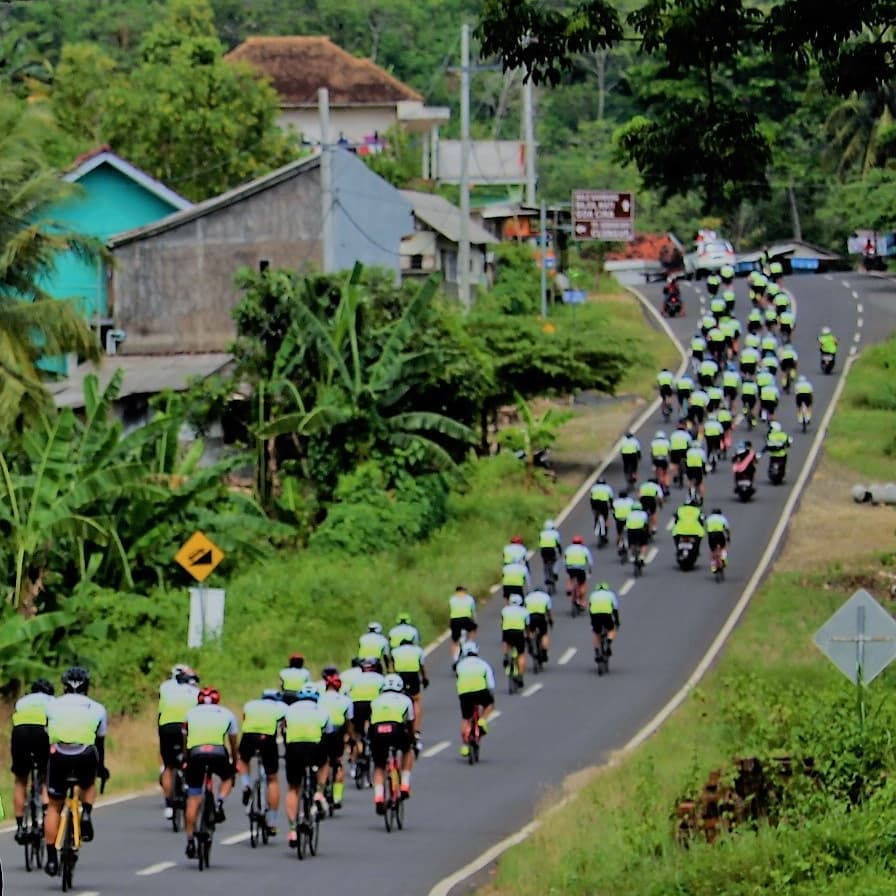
[595,627,611,677]
[170,754,187,833]
[193,760,217,871]
[543,557,558,596]
[711,546,727,583]
[295,765,320,860]
[505,646,521,695]
[382,745,405,833]
[466,706,482,765]
[797,403,812,433]
[630,544,645,578]
[527,630,543,674]
[567,575,586,616]
[593,512,609,546]
[353,735,372,790]
[23,759,45,872]
[247,749,270,848]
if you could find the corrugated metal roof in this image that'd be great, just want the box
[400,190,498,246]
[50,353,232,408]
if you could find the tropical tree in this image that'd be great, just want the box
[825,85,896,178]
[0,97,104,432]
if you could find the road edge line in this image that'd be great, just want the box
[427,303,855,896]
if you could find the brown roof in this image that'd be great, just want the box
[226,36,422,107]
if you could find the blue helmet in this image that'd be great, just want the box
[297,685,319,703]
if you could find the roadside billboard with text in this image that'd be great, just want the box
[572,190,634,241]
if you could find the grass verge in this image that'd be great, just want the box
[481,332,896,896]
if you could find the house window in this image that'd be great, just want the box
[410,254,424,271]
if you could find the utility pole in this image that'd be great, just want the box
[319,87,335,273]
[523,75,536,208]
[539,199,548,317]
[458,23,472,309]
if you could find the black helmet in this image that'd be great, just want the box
[321,665,339,678]
[31,678,54,696]
[712,508,722,515]
[62,666,90,694]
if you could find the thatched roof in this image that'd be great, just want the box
[226,36,422,107]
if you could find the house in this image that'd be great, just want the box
[108,149,413,354]
[399,190,498,295]
[225,36,449,175]
[41,147,192,372]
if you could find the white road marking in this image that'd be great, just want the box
[422,740,451,758]
[666,518,674,532]
[645,546,659,564]
[854,332,862,343]
[557,647,577,665]
[619,578,636,596]
[857,317,864,328]
[137,861,176,876]
[522,682,544,697]
[222,830,252,846]
[853,293,860,302]
[825,274,833,280]
[490,710,502,721]
[489,583,501,594]
[842,280,851,288]
[850,345,858,356]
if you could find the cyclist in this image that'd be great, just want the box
[454,642,495,758]
[721,364,741,411]
[740,341,760,377]
[370,674,416,810]
[698,356,719,390]
[280,654,311,703]
[525,587,553,663]
[656,367,675,416]
[706,508,731,575]
[183,686,237,861]
[639,477,664,535]
[779,342,798,391]
[703,414,724,471]
[538,518,563,579]
[650,430,671,494]
[685,439,708,503]
[760,330,779,358]
[284,686,332,843]
[706,324,727,363]
[502,535,528,567]
[747,306,764,334]
[690,332,707,367]
[319,668,354,811]
[12,678,54,845]
[348,658,384,750]
[795,374,814,425]
[688,386,709,431]
[391,636,428,742]
[669,420,691,487]
[706,272,722,296]
[43,668,108,877]
[588,582,620,662]
[501,593,530,686]
[619,431,641,485]
[612,490,634,558]
[676,372,695,414]
[700,312,717,337]
[764,421,793,479]
[589,480,614,545]
[358,623,391,668]
[709,293,727,320]
[768,260,784,282]
[389,612,421,650]
[672,500,706,559]
[158,664,199,822]
[759,378,781,424]
[625,500,650,566]
[723,288,737,317]
[773,287,791,316]
[778,307,796,343]
[748,269,767,302]
[502,557,530,601]
[706,384,724,414]
[563,535,593,609]
[339,658,363,697]
[237,689,287,835]
[448,585,478,661]
[721,314,740,355]
[717,403,734,455]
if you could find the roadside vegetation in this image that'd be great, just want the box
[482,333,896,896]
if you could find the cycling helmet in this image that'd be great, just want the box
[770,421,782,432]
[350,657,362,668]
[690,439,701,448]
[197,686,220,705]
[597,581,611,591]
[571,535,584,544]
[31,678,54,696]
[367,622,383,634]
[625,431,634,439]
[175,666,199,685]
[655,430,667,440]
[261,688,282,701]
[510,535,524,545]
[381,674,405,694]
[461,641,479,657]
[797,374,808,381]
[734,440,747,454]
[509,593,524,606]
[544,519,556,529]
[360,657,383,673]
[171,663,189,680]
[821,326,831,335]
[288,653,305,669]
[712,508,722,515]
[396,612,413,625]
[619,489,628,498]
[297,685,319,703]
[321,665,340,679]
[62,666,90,694]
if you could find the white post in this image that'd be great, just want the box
[319,87,335,273]
[458,23,472,309]
[523,75,537,208]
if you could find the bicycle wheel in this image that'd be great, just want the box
[171,771,185,832]
[296,817,307,861]
[383,768,394,833]
[60,814,74,892]
[309,813,320,855]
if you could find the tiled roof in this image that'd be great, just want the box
[67,144,113,172]
[605,232,676,261]
[226,36,422,106]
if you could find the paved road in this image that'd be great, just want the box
[2,273,894,896]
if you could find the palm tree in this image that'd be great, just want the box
[0,96,104,431]
[825,84,896,179]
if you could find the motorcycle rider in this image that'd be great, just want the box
[672,499,705,562]
[732,440,758,493]
[818,326,838,371]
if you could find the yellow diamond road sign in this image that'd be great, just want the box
[175,531,224,583]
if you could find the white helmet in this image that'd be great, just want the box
[770,421,782,432]
[461,641,479,657]
[655,430,667,440]
[544,519,556,530]
[821,326,831,335]
[381,674,405,694]
[509,593,524,606]
[368,622,383,634]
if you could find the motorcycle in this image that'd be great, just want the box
[768,454,787,485]
[663,294,684,318]
[675,535,700,571]
[732,449,757,502]
[820,352,836,375]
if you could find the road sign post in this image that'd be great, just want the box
[571,190,634,241]
[176,532,226,648]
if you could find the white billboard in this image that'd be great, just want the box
[436,140,527,185]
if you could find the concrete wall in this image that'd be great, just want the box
[112,169,324,354]
[278,106,397,144]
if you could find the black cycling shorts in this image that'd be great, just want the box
[761,399,778,414]
[796,394,813,407]
[589,499,609,519]
[688,405,705,424]
[398,671,421,696]
[11,725,49,779]
[459,690,494,721]
[47,745,98,799]
[742,393,757,408]
[540,547,558,566]
[238,732,279,776]
[369,724,411,768]
[780,358,796,371]
[284,742,326,786]
[158,722,186,769]
[567,568,586,585]
[670,449,686,466]
[686,467,704,485]
[659,384,673,398]
[698,374,714,388]
[449,617,477,643]
[353,701,372,733]
[708,532,727,551]
[502,630,526,653]
[627,528,648,547]
[185,745,233,792]
[590,612,615,635]
[723,386,737,399]
[528,613,548,637]
[323,730,347,767]
[652,457,668,470]
[705,436,721,453]
[614,517,626,535]
[640,496,657,514]
[677,390,692,404]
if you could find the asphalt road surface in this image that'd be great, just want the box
[3,273,894,896]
